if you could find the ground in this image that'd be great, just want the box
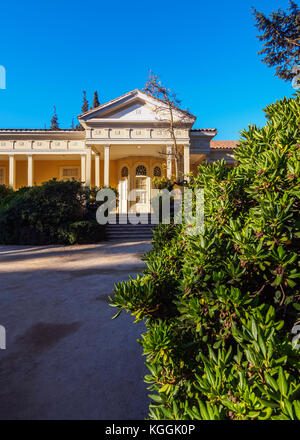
[0,241,152,420]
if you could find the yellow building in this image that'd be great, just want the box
[0,89,236,213]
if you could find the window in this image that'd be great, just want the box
[135,165,147,204]
[136,165,147,176]
[153,166,161,177]
[135,176,147,203]
[0,167,5,185]
[60,166,80,181]
[121,166,128,178]
[136,177,147,190]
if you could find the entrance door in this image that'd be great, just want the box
[135,175,150,213]
[118,179,128,213]
[118,166,130,214]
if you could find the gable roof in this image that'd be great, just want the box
[77,88,196,120]
[210,140,239,149]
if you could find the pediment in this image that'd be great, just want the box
[105,101,160,121]
[78,89,196,126]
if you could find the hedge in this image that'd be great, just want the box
[110,93,300,420]
[0,179,106,245]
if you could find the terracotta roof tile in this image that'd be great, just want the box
[191,128,217,132]
[210,140,239,150]
[190,128,217,134]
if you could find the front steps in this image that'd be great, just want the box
[105,214,157,241]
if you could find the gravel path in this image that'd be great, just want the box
[0,241,152,420]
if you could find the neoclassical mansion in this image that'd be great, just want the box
[0,89,236,213]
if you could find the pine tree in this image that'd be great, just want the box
[252,1,300,81]
[50,106,59,130]
[81,90,89,113]
[93,91,100,108]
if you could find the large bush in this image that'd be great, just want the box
[110,93,300,420]
[0,179,105,244]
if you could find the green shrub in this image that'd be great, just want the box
[0,179,105,245]
[0,184,14,203]
[60,220,106,244]
[110,93,300,420]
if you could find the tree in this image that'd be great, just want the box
[143,72,193,180]
[93,91,100,108]
[110,92,300,420]
[252,1,300,81]
[81,90,89,113]
[50,106,59,130]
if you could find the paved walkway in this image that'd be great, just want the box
[0,241,152,420]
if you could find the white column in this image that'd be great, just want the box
[9,155,15,188]
[81,154,86,184]
[27,154,33,187]
[95,154,100,188]
[179,152,184,179]
[166,144,173,179]
[104,144,110,187]
[184,143,190,179]
[86,148,92,187]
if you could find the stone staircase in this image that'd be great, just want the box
[105,214,156,241]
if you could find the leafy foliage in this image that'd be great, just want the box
[0,184,13,202]
[81,90,89,113]
[0,179,105,244]
[93,90,100,108]
[110,93,300,420]
[252,1,300,81]
[50,105,59,130]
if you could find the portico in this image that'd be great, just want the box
[0,88,227,213]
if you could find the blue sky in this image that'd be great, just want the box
[0,0,295,139]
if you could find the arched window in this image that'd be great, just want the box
[136,165,147,176]
[121,166,128,178]
[153,166,161,177]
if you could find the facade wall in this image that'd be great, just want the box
[0,157,166,189]
[1,152,234,190]
[16,161,27,188]
[115,157,165,189]
[33,160,82,186]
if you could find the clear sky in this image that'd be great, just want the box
[0,0,295,140]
